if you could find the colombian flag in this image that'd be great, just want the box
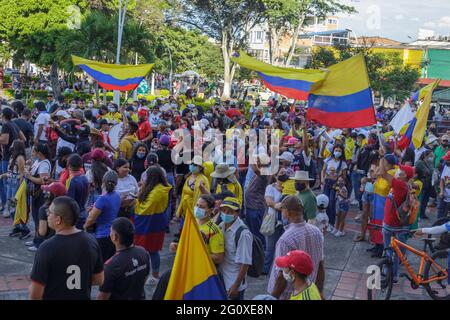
[231,51,327,100]
[398,79,440,150]
[72,55,153,91]
[164,209,227,300]
[307,54,376,128]
[14,180,28,225]
[134,184,172,252]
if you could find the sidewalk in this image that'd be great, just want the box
[0,205,438,300]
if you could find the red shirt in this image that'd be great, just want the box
[137,120,152,141]
[225,108,242,119]
[384,178,409,227]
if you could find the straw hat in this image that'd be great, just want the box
[211,163,236,179]
[290,171,314,181]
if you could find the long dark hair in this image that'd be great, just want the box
[131,143,149,162]
[10,139,25,170]
[34,143,51,160]
[92,160,109,190]
[137,166,169,202]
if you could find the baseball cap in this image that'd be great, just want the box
[275,250,314,276]
[41,182,67,197]
[159,135,171,146]
[92,148,106,161]
[287,137,299,146]
[384,153,399,165]
[277,151,295,163]
[138,109,148,118]
[220,197,241,211]
[99,119,109,126]
[316,194,329,209]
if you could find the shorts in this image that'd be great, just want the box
[337,200,349,213]
[362,191,374,204]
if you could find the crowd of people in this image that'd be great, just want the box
[0,88,448,301]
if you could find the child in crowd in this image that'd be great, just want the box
[315,194,329,233]
[355,169,375,242]
[334,176,349,237]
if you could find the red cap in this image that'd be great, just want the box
[275,250,313,276]
[443,151,450,161]
[138,109,148,118]
[399,165,415,180]
[92,148,105,161]
[41,182,67,197]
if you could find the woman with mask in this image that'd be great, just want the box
[176,156,210,229]
[130,143,149,182]
[86,149,111,207]
[321,145,347,233]
[114,159,139,218]
[135,166,172,284]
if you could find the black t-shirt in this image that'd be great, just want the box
[157,149,174,173]
[130,157,146,182]
[99,246,150,300]
[30,231,103,300]
[38,205,55,239]
[13,118,33,148]
[1,121,19,160]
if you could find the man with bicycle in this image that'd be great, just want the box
[379,148,416,283]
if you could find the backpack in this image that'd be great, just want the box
[234,225,264,278]
[390,184,419,226]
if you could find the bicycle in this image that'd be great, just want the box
[367,224,449,300]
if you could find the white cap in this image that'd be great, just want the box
[316,194,329,209]
[56,110,71,119]
[277,151,295,163]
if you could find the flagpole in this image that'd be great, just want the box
[113,0,128,106]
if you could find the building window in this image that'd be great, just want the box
[256,31,263,41]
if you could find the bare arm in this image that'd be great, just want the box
[92,271,104,287]
[303,122,309,157]
[228,264,249,298]
[96,291,111,300]
[210,253,224,265]
[0,133,9,145]
[29,281,45,300]
[38,220,48,238]
[84,207,102,230]
[271,271,287,299]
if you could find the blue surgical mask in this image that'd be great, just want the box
[334,151,342,158]
[189,164,199,174]
[136,152,146,159]
[220,212,235,224]
[194,207,206,219]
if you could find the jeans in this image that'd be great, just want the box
[263,225,284,274]
[419,184,431,218]
[437,198,450,219]
[149,251,161,274]
[229,290,245,301]
[245,208,266,249]
[351,170,363,210]
[382,224,409,279]
[323,180,337,225]
[6,177,20,217]
[0,160,8,206]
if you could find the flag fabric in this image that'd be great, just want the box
[164,209,227,300]
[134,184,172,252]
[307,54,376,128]
[71,55,153,91]
[14,180,28,225]
[389,101,416,134]
[398,79,440,150]
[231,51,327,100]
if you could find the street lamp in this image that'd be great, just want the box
[160,36,174,95]
[346,28,359,47]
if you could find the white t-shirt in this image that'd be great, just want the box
[116,174,139,199]
[31,159,51,177]
[265,184,282,216]
[34,112,51,141]
[441,165,450,202]
[324,157,347,176]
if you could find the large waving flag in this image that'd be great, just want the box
[389,101,416,134]
[398,79,440,150]
[231,51,327,100]
[164,210,227,300]
[307,54,376,128]
[72,55,153,91]
[14,180,28,225]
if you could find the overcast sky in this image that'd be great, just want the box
[337,0,450,42]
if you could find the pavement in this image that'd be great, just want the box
[0,203,441,300]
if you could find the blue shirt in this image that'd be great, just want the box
[67,175,89,217]
[94,191,121,238]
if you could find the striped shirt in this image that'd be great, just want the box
[290,282,321,300]
[267,222,324,300]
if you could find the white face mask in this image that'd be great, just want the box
[88,103,94,108]
[282,270,295,283]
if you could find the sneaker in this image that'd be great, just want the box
[334,231,345,237]
[327,225,336,233]
[27,246,38,252]
[9,229,22,237]
[25,241,34,247]
[354,213,362,221]
[351,200,359,206]
[2,211,10,218]
[146,276,159,286]
[19,230,31,240]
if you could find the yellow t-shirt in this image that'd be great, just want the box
[216,181,243,207]
[290,282,322,300]
[104,112,123,124]
[199,220,224,254]
[282,180,297,196]
[118,135,138,160]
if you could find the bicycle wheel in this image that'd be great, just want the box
[367,258,393,300]
[423,250,450,300]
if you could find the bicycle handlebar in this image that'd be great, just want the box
[368,223,418,234]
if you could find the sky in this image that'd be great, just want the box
[337,0,450,42]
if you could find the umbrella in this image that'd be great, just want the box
[181,70,200,78]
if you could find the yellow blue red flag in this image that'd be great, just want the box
[14,180,28,225]
[164,209,227,300]
[398,79,440,150]
[71,55,153,91]
[231,51,327,100]
[307,54,376,128]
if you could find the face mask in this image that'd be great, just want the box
[221,212,235,224]
[71,103,77,108]
[125,111,130,117]
[108,107,116,113]
[136,152,146,159]
[334,151,342,158]
[296,182,307,192]
[288,148,295,153]
[282,270,295,283]
[194,207,206,219]
[88,103,94,108]
[189,164,199,174]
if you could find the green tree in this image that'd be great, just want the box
[168,0,267,98]
[0,0,89,97]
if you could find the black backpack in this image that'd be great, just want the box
[234,225,264,278]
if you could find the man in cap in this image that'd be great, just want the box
[118,121,139,161]
[291,171,317,223]
[275,250,322,300]
[211,163,243,207]
[219,197,253,300]
[136,108,153,147]
[434,134,449,168]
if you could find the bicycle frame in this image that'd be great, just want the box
[390,237,448,285]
